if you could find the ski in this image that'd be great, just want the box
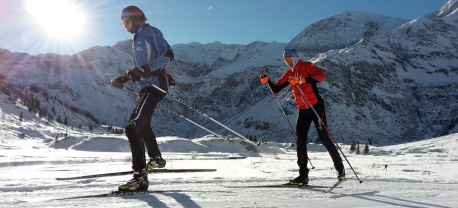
[226,183,341,189]
[327,177,352,192]
[55,190,182,200]
[56,168,217,180]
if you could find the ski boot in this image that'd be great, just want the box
[288,175,309,185]
[146,156,166,171]
[337,169,346,181]
[118,169,149,192]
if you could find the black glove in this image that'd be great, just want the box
[111,75,129,89]
[127,64,151,82]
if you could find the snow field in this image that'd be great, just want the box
[1,134,457,207]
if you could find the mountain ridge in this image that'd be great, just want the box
[1,3,457,145]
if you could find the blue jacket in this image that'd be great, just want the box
[133,23,173,89]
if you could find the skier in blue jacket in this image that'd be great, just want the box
[111,5,174,192]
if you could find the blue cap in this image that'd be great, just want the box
[283,49,298,58]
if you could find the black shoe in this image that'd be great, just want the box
[288,175,309,185]
[118,170,149,191]
[146,156,166,170]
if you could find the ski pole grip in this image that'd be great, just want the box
[260,75,269,85]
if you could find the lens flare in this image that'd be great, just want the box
[24,0,86,41]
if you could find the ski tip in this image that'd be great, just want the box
[359,180,364,184]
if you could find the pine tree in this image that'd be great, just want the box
[356,144,361,154]
[368,138,373,145]
[19,111,23,122]
[363,143,369,154]
[56,115,62,123]
[350,140,356,152]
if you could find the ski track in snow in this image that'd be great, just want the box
[1,135,457,208]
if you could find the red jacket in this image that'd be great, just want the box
[274,60,326,109]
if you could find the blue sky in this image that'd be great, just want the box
[0,0,449,55]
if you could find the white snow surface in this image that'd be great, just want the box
[1,93,458,208]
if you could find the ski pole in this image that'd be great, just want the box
[264,84,315,169]
[123,86,138,94]
[140,78,256,146]
[267,86,297,137]
[123,87,220,137]
[157,103,220,137]
[123,85,256,150]
[295,84,363,183]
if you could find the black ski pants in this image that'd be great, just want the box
[295,101,344,176]
[125,75,167,172]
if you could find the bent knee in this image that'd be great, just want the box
[125,122,138,137]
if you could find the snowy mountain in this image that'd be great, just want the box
[286,11,409,58]
[310,0,458,144]
[1,1,457,145]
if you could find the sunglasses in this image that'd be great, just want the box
[284,57,294,64]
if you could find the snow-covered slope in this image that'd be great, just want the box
[1,100,458,207]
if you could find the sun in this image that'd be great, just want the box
[24,0,87,41]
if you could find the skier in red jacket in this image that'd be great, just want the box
[260,49,345,185]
